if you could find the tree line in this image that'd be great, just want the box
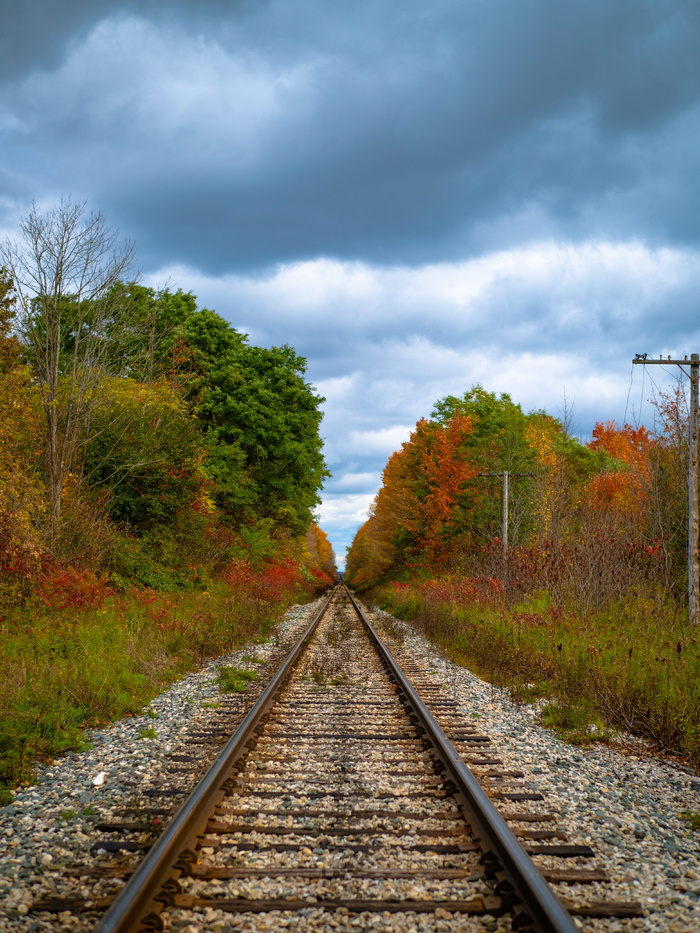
[0,199,335,601]
[346,384,688,614]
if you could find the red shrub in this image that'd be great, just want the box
[38,566,114,611]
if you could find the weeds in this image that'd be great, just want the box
[216,666,257,693]
[0,561,318,800]
[310,669,347,687]
[138,727,158,739]
[539,701,612,746]
[510,682,550,704]
[306,625,348,686]
[679,811,700,832]
[374,577,700,764]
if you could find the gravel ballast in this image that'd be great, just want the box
[370,608,700,932]
[1,597,699,932]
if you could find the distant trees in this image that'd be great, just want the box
[345,412,476,587]
[346,383,685,611]
[0,201,331,595]
[432,387,537,546]
[305,523,337,584]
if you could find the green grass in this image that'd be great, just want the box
[679,811,700,832]
[539,701,612,745]
[0,579,309,801]
[375,579,700,764]
[138,727,158,739]
[216,666,257,693]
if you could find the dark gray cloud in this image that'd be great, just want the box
[3,0,700,561]
[2,0,700,274]
[0,1,263,80]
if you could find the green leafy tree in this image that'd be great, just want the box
[81,376,210,529]
[220,343,328,533]
[432,386,537,546]
[107,286,329,534]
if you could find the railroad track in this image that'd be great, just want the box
[33,586,643,931]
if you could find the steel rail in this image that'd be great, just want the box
[94,587,337,933]
[344,586,578,933]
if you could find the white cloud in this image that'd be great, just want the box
[330,472,381,491]
[143,239,700,561]
[149,240,700,353]
[347,425,414,456]
[317,492,375,525]
[317,491,378,568]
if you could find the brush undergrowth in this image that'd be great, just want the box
[0,567,317,803]
[374,578,700,764]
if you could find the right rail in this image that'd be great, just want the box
[347,587,577,932]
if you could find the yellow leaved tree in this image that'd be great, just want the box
[0,268,46,601]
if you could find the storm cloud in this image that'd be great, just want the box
[2,0,700,561]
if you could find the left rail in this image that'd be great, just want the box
[94,587,336,933]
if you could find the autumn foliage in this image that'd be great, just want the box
[0,260,335,608]
[0,269,46,600]
[584,422,654,523]
[347,385,688,614]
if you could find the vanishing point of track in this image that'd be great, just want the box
[88,586,640,932]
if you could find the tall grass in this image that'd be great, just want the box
[375,577,700,762]
[0,562,318,801]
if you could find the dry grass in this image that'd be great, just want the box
[0,579,310,801]
[375,579,700,764]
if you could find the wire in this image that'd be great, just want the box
[644,367,690,435]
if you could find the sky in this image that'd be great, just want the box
[2,1,700,566]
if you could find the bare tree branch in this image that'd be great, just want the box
[0,198,136,546]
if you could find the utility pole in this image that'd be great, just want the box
[632,353,699,624]
[477,472,533,587]
[479,471,512,551]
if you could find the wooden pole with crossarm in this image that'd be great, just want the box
[477,471,533,589]
[632,353,699,623]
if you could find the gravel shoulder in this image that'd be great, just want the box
[370,607,700,933]
[0,603,317,931]
[1,598,700,932]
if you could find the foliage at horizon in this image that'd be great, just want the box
[346,383,700,759]
[0,269,336,602]
[346,383,687,610]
